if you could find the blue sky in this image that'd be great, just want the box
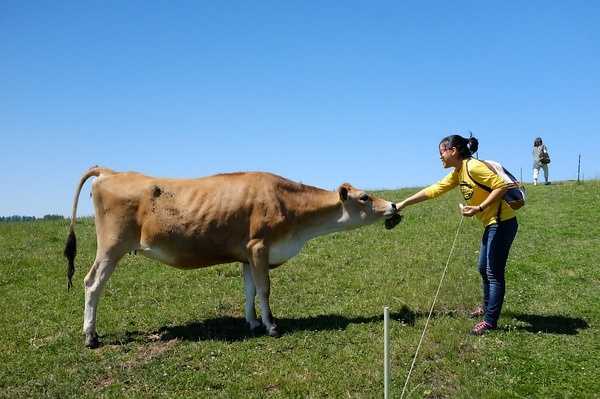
[2,1,599,217]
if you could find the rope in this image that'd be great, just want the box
[400,213,465,399]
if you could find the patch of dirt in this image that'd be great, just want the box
[123,338,178,369]
[94,375,115,390]
[89,338,178,391]
[29,332,66,349]
[264,383,280,393]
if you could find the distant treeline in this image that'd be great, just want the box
[0,214,65,222]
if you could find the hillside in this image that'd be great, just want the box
[0,181,598,398]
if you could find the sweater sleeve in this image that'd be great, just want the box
[423,170,459,199]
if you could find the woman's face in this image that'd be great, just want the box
[439,143,460,168]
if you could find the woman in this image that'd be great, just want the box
[396,135,518,335]
[532,137,550,185]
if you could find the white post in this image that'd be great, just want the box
[384,306,390,399]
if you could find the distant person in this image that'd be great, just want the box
[532,137,550,185]
[396,134,518,335]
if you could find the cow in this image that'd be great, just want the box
[64,166,402,348]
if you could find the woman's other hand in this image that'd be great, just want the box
[461,205,480,217]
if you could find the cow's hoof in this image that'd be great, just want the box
[267,325,280,338]
[85,332,100,349]
[248,319,262,331]
[248,320,264,336]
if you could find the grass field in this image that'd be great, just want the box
[1,181,599,398]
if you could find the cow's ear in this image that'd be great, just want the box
[338,183,350,201]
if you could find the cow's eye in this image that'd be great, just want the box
[359,194,370,202]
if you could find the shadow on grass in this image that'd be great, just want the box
[105,305,455,345]
[505,312,589,335]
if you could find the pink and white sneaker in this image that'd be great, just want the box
[470,321,496,336]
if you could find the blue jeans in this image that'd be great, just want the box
[478,217,518,326]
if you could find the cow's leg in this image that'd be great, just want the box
[247,240,279,337]
[82,249,123,348]
[242,262,261,331]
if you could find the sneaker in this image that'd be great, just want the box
[470,321,495,336]
[470,305,485,318]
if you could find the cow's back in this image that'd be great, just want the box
[92,171,295,267]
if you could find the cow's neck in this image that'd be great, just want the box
[268,188,370,265]
[290,190,362,240]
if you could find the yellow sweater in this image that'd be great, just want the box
[423,158,516,226]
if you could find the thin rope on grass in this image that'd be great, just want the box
[400,213,465,399]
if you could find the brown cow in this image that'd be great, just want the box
[64,166,401,348]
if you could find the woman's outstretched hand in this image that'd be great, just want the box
[395,201,406,211]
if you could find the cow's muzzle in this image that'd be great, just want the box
[384,203,402,229]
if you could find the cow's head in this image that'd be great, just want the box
[337,183,402,229]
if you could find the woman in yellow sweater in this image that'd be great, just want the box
[396,134,518,335]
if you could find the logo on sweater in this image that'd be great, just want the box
[459,182,474,200]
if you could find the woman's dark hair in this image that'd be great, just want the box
[534,137,543,147]
[440,134,479,158]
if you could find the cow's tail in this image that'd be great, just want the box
[64,166,113,290]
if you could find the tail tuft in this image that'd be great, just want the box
[64,230,77,290]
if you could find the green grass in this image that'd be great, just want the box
[1,181,599,398]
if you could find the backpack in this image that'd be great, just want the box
[466,159,526,210]
[539,148,551,164]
